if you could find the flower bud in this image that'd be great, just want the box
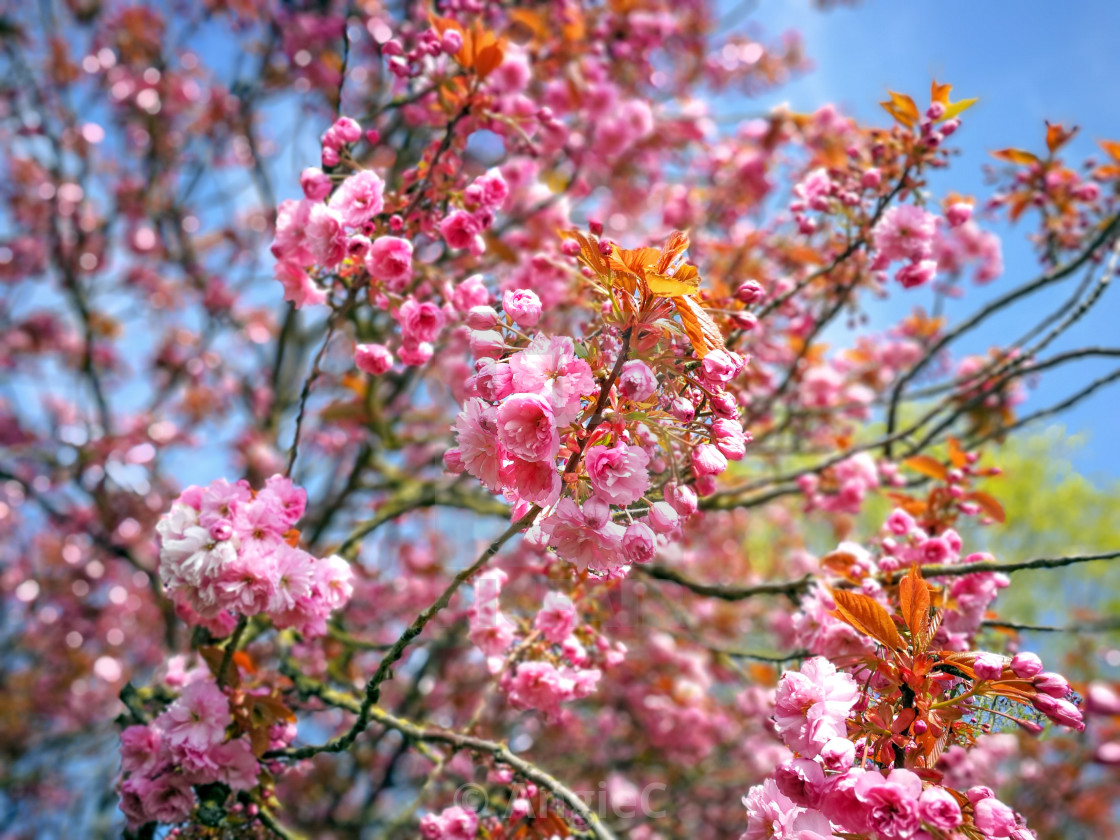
[734,279,764,305]
[1033,672,1070,698]
[622,521,656,564]
[664,482,698,517]
[973,653,1005,681]
[300,167,332,201]
[465,305,500,330]
[355,343,394,375]
[618,360,658,403]
[669,396,695,422]
[1010,652,1043,679]
[692,443,728,477]
[646,501,679,534]
[469,330,506,359]
[503,289,543,328]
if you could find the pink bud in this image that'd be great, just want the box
[646,501,679,534]
[465,305,500,331]
[300,167,332,201]
[735,280,764,305]
[355,343,394,375]
[502,288,543,328]
[469,330,506,359]
[664,482,698,517]
[443,448,465,473]
[692,443,728,477]
[441,29,463,54]
[669,396,695,422]
[1033,672,1070,698]
[946,201,973,227]
[1010,652,1043,679]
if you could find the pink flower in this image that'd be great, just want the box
[213,738,260,790]
[366,236,413,288]
[440,209,482,250]
[854,769,923,839]
[453,398,503,491]
[499,456,561,505]
[328,169,385,227]
[919,786,962,831]
[399,341,433,366]
[819,737,855,771]
[212,543,277,616]
[541,498,626,572]
[507,661,600,719]
[119,773,194,827]
[775,758,827,808]
[896,258,938,289]
[508,335,595,424]
[474,167,510,208]
[120,725,165,776]
[355,343,394,375]
[621,521,656,564]
[420,805,479,840]
[585,443,651,505]
[157,680,230,751]
[618,360,658,402]
[300,166,331,200]
[396,298,445,344]
[973,797,1017,837]
[872,204,937,263]
[275,260,326,308]
[496,393,559,462]
[503,288,542,327]
[469,570,517,662]
[271,199,315,264]
[773,657,858,757]
[946,201,973,227]
[269,544,315,614]
[665,482,698,517]
[535,591,577,643]
[306,204,347,267]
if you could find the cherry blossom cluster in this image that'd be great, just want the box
[448,302,750,576]
[156,475,353,637]
[117,678,259,828]
[467,569,626,721]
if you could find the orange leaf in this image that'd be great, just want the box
[1045,121,1078,155]
[655,230,691,274]
[830,589,906,651]
[821,549,866,583]
[899,566,932,651]
[947,438,967,469]
[672,294,725,359]
[902,455,948,482]
[560,229,609,279]
[965,490,1006,523]
[880,91,920,128]
[930,79,952,106]
[1099,139,1120,163]
[992,148,1040,166]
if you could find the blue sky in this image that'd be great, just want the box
[744,0,1120,478]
